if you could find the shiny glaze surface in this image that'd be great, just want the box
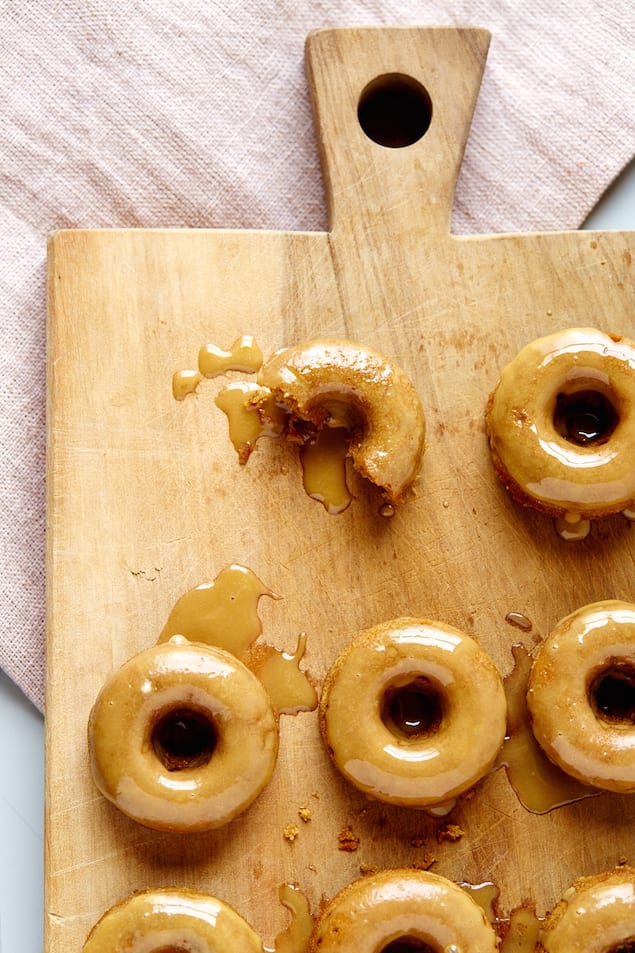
[497,643,597,813]
[82,887,264,952]
[538,868,635,953]
[158,564,276,655]
[256,339,426,503]
[487,328,635,518]
[527,600,635,792]
[88,637,278,831]
[309,869,498,953]
[215,381,286,462]
[319,618,506,807]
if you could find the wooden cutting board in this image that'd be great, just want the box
[46,26,635,952]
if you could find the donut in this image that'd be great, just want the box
[88,636,279,831]
[309,868,498,953]
[82,887,262,952]
[486,327,635,520]
[255,339,426,503]
[527,600,635,793]
[538,867,635,953]
[318,618,506,808]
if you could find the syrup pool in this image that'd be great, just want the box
[496,643,598,813]
[159,564,316,715]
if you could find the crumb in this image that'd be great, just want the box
[338,825,360,852]
[409,835,427,848]
[437,823,464,843]
[359,863,378,876]
[311,791,320,800]
[283,823,300,842]
[618,856,628,866]
[413,855,437,870]
[298,806,312,823]
[307,864,318,873]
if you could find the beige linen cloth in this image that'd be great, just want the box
[1,1,634,712]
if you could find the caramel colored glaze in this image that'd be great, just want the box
[88,637,279,832]
[256,339,426,504]
[172,368,202,400]
[308,869,498,953]
[158,565,316,716]
[158,564,277,656]
[460,881,499,923]
[300,426,352,514]
[198,334,263,378]
[486,327,635,521]
[496,644,597,813]
[215,381,287,463]
[500,907,543,953]
[264,883,314,953]
[538,867,635,953]
[553,515,591,542]
[245,633,318,715]
[319,618,506,808]
[527,601,635,793]
[82,887,264,953]
[505,612,533,633]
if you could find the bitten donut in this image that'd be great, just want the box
[82,887,262,952]
[319,618,506,808]
[88,636,278,831]
[310,868,498,953]
[527,600,635,793]
[486,327,635,519]
[256,339,426,503]
[538,867,635,953]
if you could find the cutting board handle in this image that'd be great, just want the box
[306,27,490,237]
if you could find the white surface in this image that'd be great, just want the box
[0,158,633,953]
[0,670,44,952]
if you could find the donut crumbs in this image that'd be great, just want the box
[409,834,427,848]
[298,806,312,823]
[283,823,300,843]
[337,825,360,852]
[359,862,378,876]
[436,823,464,843]
[413,855,437,871]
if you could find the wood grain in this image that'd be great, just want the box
[46,27,635,951]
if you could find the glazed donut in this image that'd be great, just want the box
[319,618,506,808]
[486,327,635,520]
[82,887,262,952]
[538,867,635,953]
[527,600,635,793]
[88,636,278,831]
[309,868,498,953]
[256,339,426,503]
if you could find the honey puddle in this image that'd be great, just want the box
[300,427,352,514]
[461,884,542,952]
[495,644,598,813]
[499,907,543,953]
[174,336,358,515]
[172,334,263,401]
[215,382,286,463]
[553,513,591,541]
[264,883,314,953]
[159,564,316,714]
[460,882,499,922]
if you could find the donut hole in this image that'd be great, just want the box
[380,936,437,953]
[588,664,635,725]
[381,676,444,740]
[151,707,217,771]
[553,388,619,446]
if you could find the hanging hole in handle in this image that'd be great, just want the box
[358,73,432,148]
